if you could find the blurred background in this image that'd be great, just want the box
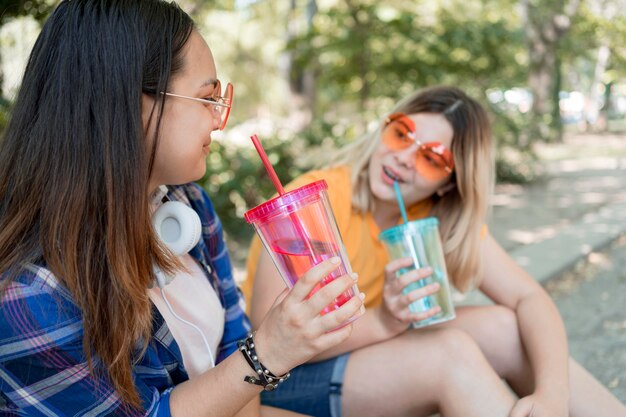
[2,0,626,400]
[0,0,625,257]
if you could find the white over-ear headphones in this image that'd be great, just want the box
[153,201,202,288]
[153,201,202,257]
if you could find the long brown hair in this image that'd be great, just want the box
[0,0,194,408]
[329,86,493,291]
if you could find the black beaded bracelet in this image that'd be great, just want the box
[237,332,291,391]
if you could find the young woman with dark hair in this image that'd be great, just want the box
[0,1,363,415]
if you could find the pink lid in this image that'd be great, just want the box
[244,180,328,224]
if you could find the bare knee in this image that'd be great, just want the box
[481,305,523,354]
[478,305,525,359]
[413,328,495,391]
[461,305,530,383]
[425,328,486,367]
[399,328,483,368]
[486,305,518,336]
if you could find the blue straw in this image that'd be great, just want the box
[393,181,409,224]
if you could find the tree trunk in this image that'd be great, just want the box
[521,0,580,143]
[587,43,610,130]
[286,0,317,119]
[527,40,557,142]
[552,52,563,141]
[302,0,318,115]
[345,0,370,112]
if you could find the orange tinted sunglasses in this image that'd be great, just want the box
[382,113,454,180]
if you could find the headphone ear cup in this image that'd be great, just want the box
[152,201,202,256]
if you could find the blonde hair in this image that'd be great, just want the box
[328,86,493,291]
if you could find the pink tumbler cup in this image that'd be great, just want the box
[245,180,358,316]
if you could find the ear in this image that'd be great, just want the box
[141,93,158,135]
[436,181,456,197]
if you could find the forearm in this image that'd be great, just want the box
[311,305,400,361]
[169,350,262,417]
[234,397,262,417]
[516,290,570,397]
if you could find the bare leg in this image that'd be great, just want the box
[341,328,515,417]
[441,305,626,417]
[568,360,626,417]
[438,305,535,395]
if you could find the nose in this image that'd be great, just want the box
[210,106,222,131]
[394,143,419,170]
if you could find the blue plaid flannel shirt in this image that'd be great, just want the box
[0,183,251,416]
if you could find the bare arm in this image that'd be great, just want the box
[479,234,569,415]
[170,350,265,417]
[171,258,364,416]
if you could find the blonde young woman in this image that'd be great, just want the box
[244,86,626,417]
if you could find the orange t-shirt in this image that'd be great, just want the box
[242,165,434,309]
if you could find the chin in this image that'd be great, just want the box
[195,163,208,179]
[178,171,205,186]
[370,181,393,202]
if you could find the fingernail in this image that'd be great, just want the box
[350,272,359,281]
[425,266,433,273]
[330,257,341,264]
[359,292,366,300]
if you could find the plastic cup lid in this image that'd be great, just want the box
[244,180,328,224]
[378,216,439,240]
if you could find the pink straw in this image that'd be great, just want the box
[250,134,320,263]
[251,134,285,195]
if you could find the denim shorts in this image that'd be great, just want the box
[260,353,349,417]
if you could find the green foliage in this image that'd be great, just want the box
[289,1,527,110]
[490,107,540,183]
[0,97,9,134]
[567,3,626,84]
[0,0,55,22]
[3,0,624,247]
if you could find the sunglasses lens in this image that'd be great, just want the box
[415,144,454,180]
[382,114,415,151]
[217,83,233,130]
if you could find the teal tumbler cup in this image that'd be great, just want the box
[379,217,455,328]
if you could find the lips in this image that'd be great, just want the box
[202,137,212,150]
[382,165,404,184]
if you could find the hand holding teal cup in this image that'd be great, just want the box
[379,217,455,328]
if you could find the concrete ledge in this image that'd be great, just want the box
[456,199,626,306]
[509,199,626,284]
